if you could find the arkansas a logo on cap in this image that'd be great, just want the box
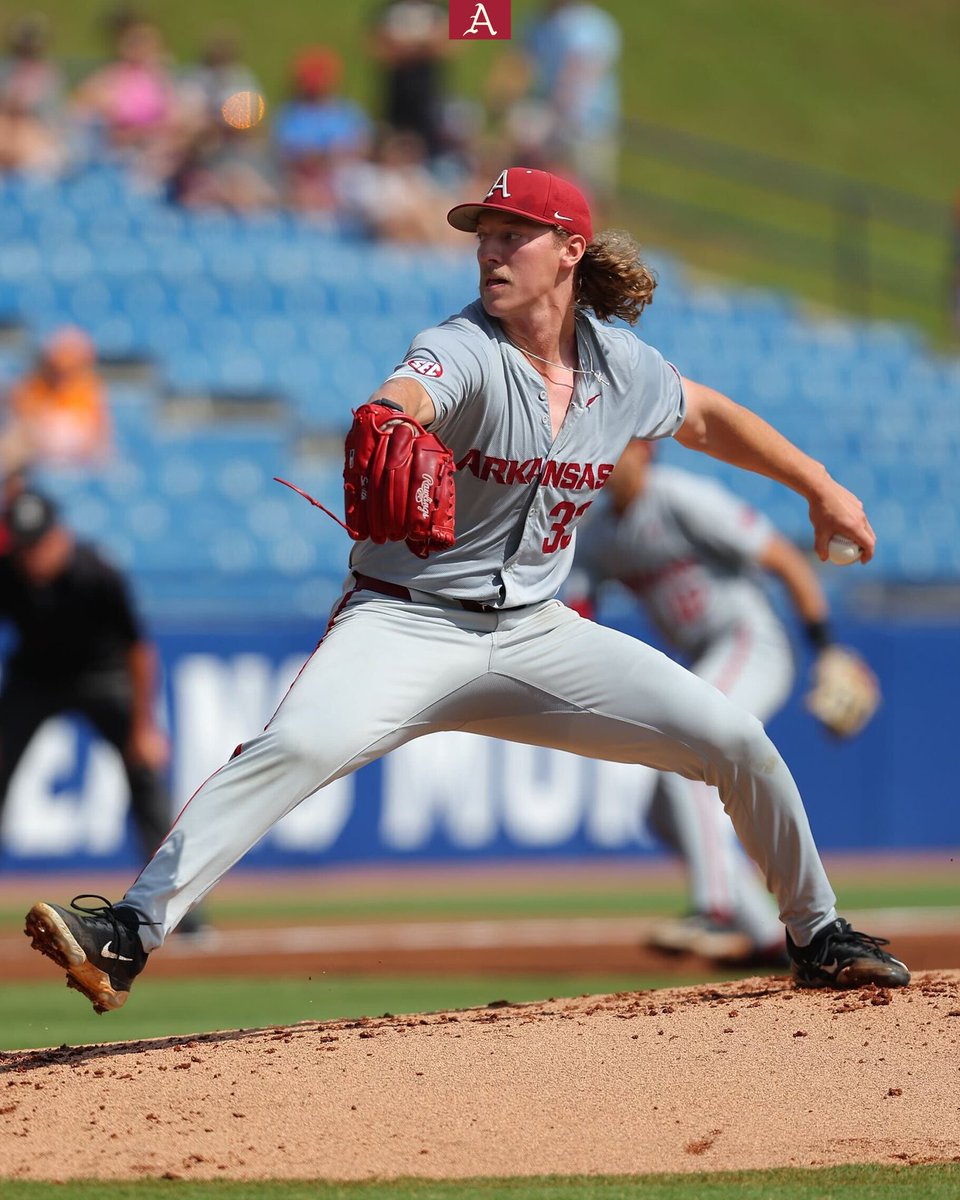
[407,359,443,378]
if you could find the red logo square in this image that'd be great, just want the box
[449,0,511,40]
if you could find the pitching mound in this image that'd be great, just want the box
[2,972,959,1182]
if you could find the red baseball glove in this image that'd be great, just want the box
[343,401,456,558]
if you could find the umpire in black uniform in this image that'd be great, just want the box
[0,488,173,863]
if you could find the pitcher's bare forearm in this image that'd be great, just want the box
[368,378,436,426]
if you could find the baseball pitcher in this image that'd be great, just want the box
[26,167,908,1012]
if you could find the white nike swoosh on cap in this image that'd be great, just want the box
[553,211,574,221]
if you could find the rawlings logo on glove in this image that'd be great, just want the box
[343,401,456,558]
[414,475,434,522]
[804,645,880,739]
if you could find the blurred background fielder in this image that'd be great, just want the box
[568,437,880,967]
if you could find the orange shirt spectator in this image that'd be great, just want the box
[3,328,112,470]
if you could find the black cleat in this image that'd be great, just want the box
[647,912,751,959]
[648,912,788,968]
[787,917,910,989]
[24,894,151,1014]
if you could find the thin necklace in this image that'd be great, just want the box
[502,325,610,385]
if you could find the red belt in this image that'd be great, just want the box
[353,573,501,613]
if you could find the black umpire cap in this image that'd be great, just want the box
[6,489,59,547]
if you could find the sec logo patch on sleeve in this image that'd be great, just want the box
[407,359,444,378]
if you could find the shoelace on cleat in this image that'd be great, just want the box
[811,920,892,964]
[69,893,158,941]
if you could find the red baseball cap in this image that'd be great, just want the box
[447,167,593,241]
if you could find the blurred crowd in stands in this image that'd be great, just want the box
[0,0,622,240]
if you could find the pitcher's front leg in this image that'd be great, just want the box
[494,609,838,946]
[123,725,328,948]
[125,598,489,948]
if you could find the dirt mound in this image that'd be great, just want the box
[3,972,959,1182]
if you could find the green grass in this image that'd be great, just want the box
[2,972,720,1051]
[3,1164,960,1198]
[205,877,960,924]
[1,0,957,338]
[4,868,956,930]
[0,886,688,929]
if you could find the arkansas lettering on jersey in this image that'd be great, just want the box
[457,449,613,491]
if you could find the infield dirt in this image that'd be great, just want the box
[2,972,959,1182]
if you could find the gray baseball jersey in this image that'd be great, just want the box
[350,300,684,606]
[577,465,784,657]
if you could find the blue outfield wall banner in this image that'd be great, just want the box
[0,611,956,871]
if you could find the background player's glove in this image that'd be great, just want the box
[344,401,456,559]
[804,645,880,738]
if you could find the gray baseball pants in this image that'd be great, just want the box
[124,593,837,951]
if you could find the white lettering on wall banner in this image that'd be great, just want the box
[501,742,583,846]
[586,761,659,848]
[2,721,129,855]
[382,734,652,851]
[272,779,353,851]
[172,652,307,802]
[382,732,495,848]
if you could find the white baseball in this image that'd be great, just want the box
[827,535,862,565]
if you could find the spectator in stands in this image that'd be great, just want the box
[161,25,276,212]
[0,488,173,875]
[98,1,146,44]
[486,0,622,214]
[272,46,372,214]
[176,25,263,129]
[0,12,66,177]
[0,327,112,473]
[952,189,960,336]
[167,113,280,213]
[335,128,454,243]
[368,0,452,162]
[69,17,179,164]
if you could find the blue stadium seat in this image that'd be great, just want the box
[139,313,193,356]
[90,315,138,357]
[177,278,223,321]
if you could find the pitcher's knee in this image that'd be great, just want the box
[232,725,330,790]
[706,708,780,776]
[267,723,328,770]
[727,713,781,776]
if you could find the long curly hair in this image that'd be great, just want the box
[568,229,657,325]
